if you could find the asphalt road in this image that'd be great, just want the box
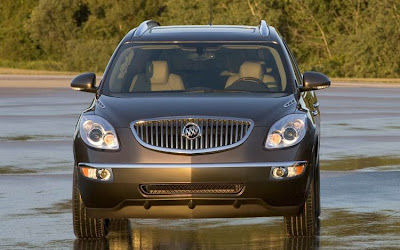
[0,75,399,249]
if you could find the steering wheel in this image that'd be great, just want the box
[230,77,270,90]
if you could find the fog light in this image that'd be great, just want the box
[98,168,111,180]
[80,166,112,181]
[271,163,306,179]
[272,167,287,178]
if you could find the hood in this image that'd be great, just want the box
[95,93,297,128]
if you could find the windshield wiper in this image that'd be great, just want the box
[184,89,253,93]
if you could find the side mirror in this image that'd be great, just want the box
[300,71,330,91]
[71,73,97,93]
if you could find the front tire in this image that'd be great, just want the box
[315,163,321,217]
[284,180,318,237]
[73,168,109,238]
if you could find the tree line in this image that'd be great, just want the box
[0,0,399,77]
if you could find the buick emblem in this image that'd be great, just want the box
[182,122,201,140]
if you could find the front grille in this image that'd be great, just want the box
[131,117,254,154]
[140,183,244,195]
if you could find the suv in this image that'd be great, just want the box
[71,20,330,238]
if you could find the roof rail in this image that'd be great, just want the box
[133,20,160,38]
[259,20,269,37]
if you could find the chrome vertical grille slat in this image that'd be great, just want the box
[230,121,234,145]
[200,120,204,149]
[160,121,164,147]
[175,120,178,149]
[225,120,229,146]
[219,120,223,147]
[165,120,169,148]
[131,117,254,154]
[215,120,218,147]
[240,123,244,139]
[180,120,183,150]
[210,120,214,148]
[204,120,208,149]
[155,122,159,146]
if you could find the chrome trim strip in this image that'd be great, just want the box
[79,161,306,169]
[130,116,254,154]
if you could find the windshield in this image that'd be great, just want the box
[102,43,293,95]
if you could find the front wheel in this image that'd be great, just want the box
[284,180,318,237]
[73,168,109,238]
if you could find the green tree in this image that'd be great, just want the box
[0,0,40,62]
[28,0,84,58]
[0,0,398,77]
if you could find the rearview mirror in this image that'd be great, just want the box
[71,73,97,93]
[300,71,330,91]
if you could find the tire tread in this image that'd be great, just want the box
[73,168,108,238]
[284,181,317,237]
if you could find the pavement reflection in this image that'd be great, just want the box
[74,219,320,250]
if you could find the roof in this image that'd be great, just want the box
[121,21,281,43]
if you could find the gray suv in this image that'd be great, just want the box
[71,20,330,238]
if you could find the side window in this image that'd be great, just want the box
[282,39,302,86]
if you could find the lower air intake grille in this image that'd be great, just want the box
[140,183,244,195]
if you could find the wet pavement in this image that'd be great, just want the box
[0,76,400,249]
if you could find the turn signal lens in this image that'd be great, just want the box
[81,167,97,179]
[287,164,305,177]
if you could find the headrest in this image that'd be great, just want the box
[239,61,263,80]
[150,61,169,84]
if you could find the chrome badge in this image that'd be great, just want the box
[182,122,201,140]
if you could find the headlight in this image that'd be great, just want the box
[79,115,119,150]
[265,114,307,149]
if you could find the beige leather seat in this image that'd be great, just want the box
[149,61,184,91]
[225,61,278,90]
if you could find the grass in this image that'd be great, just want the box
[33,199,72,214]
[0,135,70,141]
[331,77,400,83]
[0,166,37,174]
[321,156,400,171]
[0,135,36,141]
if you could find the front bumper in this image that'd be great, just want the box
[77,161,311,219]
